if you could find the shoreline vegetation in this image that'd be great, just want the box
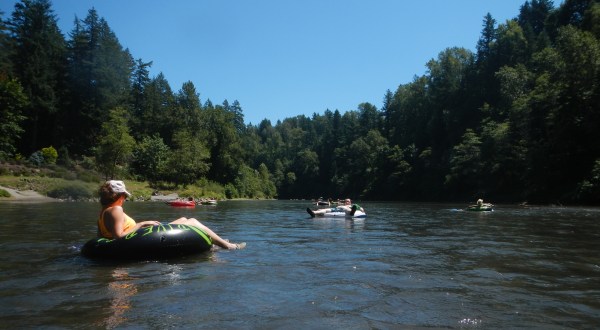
[0,176,274,202]
[0,176,592,208]
[0,181,595,208]
[0,163,593,207]
[0,162,271,202]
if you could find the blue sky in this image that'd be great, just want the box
[1,0,559,125]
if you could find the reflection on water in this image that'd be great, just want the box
[0,200,599,328]
[103,268,137,329]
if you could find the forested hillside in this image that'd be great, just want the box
[1,0,599,204]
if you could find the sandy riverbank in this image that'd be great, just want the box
[0,185,57,202]
[0,185,184,202]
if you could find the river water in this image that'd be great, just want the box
[0,200,598,329]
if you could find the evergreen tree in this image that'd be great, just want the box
[357,102,380,135]
[381,89,394,140]
[140,73,176,143]
[131,134,170,184]
[519,0,554,35]
[7,0,67,154]
[201,102,243,183]
[164,130,210,186]
[0,10,12,74]
[474,13,499,107]
[175,81,201,133]
[129,58,152,139]
[426,47,475,152]
[532,26,600,201]
[581,1,600,38]
[95,107,135,179]
[0,77,28,159]
[66,8,133,154]
[223,99,245,134]
[445,129,483,198]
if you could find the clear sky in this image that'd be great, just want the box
[1,0,559,125]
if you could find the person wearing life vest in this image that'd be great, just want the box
[98,180,245,249]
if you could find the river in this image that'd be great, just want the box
[0,200,599,329]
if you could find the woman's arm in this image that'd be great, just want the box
[105,207,159,238]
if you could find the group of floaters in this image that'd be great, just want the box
[166,197,218,207]
[306,198,367,218]
[311,197,362,207]
[81,180,494,261]
[307,197,495,218]
[312,197,334,206]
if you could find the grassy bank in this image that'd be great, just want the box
[0,175,97,200]
[0,161,228,201]
[0,161,276,201]
[0,175,230,201]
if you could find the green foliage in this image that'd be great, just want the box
[445,129,483,195]
[201,102,244,183]
[577,159,600,203]
[195,178,227,198]
[131,135,170,184]
[258,163,277,198]
[65,8,134,154]
[133,73,176,143]
[41,146,58,164]
[28,151,44,167]
[77,170,101,183]
[79,156,97,171]
[381,145,412,194]
[0,77,27,160]
[0,188,11,198]
[7,0,67,154]
[46,182,94,200]
[233,164,277,199]
[48,166,77,180]
[24,146,59,167]
[95,107,136,179]
[164,130,210,186]
[56,145,72,167]
[224,183,239,199]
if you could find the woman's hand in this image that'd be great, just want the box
[139,221,161,227]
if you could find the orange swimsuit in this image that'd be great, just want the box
[98,207,136,239]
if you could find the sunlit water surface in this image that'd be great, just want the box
[0,200,599,329]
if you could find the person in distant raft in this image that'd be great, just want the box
[475,198,493,209]
[466,198,494,211]
[306,198,364,217]
[98,180,245,249]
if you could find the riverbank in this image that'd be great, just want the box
[0,172,216,202]
[0,184,182,202]
[0,185,57,202]
[1,161,276,201]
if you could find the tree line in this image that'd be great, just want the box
[1,0,599,204]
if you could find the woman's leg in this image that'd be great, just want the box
[170,217,245,249]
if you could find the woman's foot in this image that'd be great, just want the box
[227,242,246,250]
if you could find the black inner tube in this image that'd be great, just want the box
[81,224,213,260]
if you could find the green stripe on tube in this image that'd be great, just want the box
[187,225,213,245]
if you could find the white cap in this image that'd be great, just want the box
[107,180,131,197]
